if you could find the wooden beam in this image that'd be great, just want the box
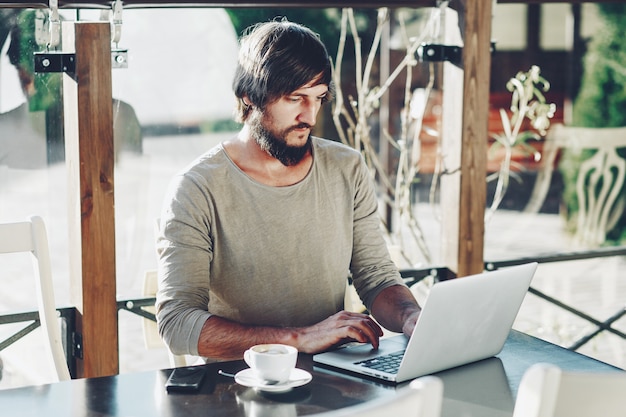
[457,0,491,276]
[0,1,439,8]
[3,0,623,8]
[63,21,118,378]
[497,0,623,2]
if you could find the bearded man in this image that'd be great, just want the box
[156,20,421,362]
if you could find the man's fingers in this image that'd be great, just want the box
[298,311,385,353]
[338,311,383,333]
[338,314,382,349]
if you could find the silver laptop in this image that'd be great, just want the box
[313,262,537,383]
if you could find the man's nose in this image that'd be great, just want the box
[298,102,319,125]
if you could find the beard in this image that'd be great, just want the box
[248,111,312,166]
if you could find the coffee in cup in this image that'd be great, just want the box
[243,344,297,383]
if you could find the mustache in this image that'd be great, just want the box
[288,123,313,132]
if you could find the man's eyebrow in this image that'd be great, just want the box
[290,88,329,97]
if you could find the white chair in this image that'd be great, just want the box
[142,269,188,367]
[525,124,626,246]
[0,216,71,381]
[512,363,626,417]
[310,376,444,417]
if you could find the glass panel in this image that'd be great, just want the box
[60,7,243,376]
[1,9,69,388]
[1,4,624,388]
[0,11,68,299]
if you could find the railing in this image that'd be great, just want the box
[483,246,626,351]
[0,306,77,377]
[2,246,625,377]
[399,246,626,352]
[0,299,154,378]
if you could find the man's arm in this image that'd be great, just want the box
[369,284,421,337]
[197,310,384,360]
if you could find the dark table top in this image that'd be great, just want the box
[0,331,622,417]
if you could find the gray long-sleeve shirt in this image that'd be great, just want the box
[156,136,404,357]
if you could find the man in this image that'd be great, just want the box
[156,20,421,361]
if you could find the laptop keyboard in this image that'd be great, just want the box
[355,350,405,374]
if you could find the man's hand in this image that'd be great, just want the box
[197,311,383,360]
[197,286,420,361]
[293,310,384,353]
[401,310,420,337]
[370,284,421,336]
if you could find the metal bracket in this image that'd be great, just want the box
[417,42,496,68]
[72,331,83,360]
[111,0,123,47]
[34,52,75,75]
[34,0,127,74]
[34,49,128,74]
[111,49,129,69]
[417,44,463,67]
[110,0,128,69]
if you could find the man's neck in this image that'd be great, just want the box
[223,129,313,187]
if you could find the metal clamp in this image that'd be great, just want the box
[111,49,128,69]
[34,0,128,73]
[417,44,463,66]
[72,331,83,360]
[34,0,60,50]
[108,0,129,69]
[417,41,496,67]
[34,52,75,75]
[34,51,128,73]
[111,0,123,48]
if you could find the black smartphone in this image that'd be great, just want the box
[165,366,207,393]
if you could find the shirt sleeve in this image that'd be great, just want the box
[155,172,213,356]
[349,155,406,310]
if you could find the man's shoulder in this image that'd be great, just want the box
[312,136,361,159]
[171,143,233,190]
[181,144,228,174]
[311,137,368,182]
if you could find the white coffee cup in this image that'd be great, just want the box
[243,344,298,383]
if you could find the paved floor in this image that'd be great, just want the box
[1,133,624,390]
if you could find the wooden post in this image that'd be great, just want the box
[63,21,118,378]
[440,1,492,277]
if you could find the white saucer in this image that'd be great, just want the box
[235,368,312,393]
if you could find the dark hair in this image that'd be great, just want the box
[232,20,333,123]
